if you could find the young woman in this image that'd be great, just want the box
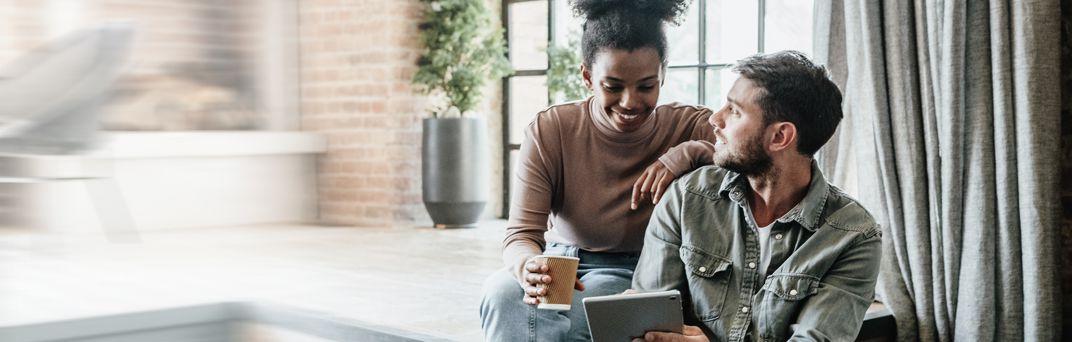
[480,0,715,340]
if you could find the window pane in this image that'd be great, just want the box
[508,149,520,206]
[508,75,549,145]
[704,67,735,108]
[666,2,700,65]
[659,68,699,105]
[509,1,548,70]
[706,0,759,64]
[764,0,814,56]
[551,0,584,44]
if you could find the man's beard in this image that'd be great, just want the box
[715,131,773,176]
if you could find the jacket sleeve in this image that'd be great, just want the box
[632,179,688,295]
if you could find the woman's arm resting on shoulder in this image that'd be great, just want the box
[631,140,714,209]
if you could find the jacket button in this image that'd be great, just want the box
[698,266,707,272]
[774,234,783,240]
[741,306,750,313]
[789,289,798,296]
[747,262,756,269]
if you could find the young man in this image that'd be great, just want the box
[631,51,881,342]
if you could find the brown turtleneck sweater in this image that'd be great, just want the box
[503,97,716,278]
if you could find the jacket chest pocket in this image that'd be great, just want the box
[680,246,732,321]
[758,274,819,339]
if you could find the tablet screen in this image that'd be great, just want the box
[582,290,684,342]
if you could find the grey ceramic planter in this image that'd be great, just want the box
[422,117,488,228]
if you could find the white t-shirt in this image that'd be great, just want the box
[744,203,783,281]
[757,221,774,280]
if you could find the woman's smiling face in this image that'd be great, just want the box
[582,47,664,132]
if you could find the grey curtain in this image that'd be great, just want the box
[812,1,1062,341]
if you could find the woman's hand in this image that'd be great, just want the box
[520,257,585,305]
[631,160,676,210]
[632,325,709,342]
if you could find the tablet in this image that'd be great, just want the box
[582,290,683,342]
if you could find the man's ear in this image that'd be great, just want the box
[581,64,593,90]
[768,122,798,153]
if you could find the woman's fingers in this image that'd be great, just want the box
[526,272,551,285]
[524,261,549,273]
[653,170,673,204]
[631,171,651,209]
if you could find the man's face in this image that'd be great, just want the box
[708,77,773,175]
[582,47,663,132]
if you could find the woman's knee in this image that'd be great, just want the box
[579,269,634,295]
[481,268,524,309]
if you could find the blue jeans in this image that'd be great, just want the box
[480,243,639,342]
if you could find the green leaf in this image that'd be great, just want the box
[413,0,513,117]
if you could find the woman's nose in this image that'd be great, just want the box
[620,90,638,110]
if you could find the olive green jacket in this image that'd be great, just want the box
[633,161,882,342]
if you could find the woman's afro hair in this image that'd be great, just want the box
[569,0,692,66]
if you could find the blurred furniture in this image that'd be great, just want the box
[0,24,135,234]
[0,24,132,154]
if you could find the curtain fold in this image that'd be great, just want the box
[813,0,1062,340]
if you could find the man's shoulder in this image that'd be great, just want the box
[819,186,881,239]
[675,165,730,200]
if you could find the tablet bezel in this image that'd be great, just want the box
[582,289,684,342]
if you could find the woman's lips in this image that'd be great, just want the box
[606,108,651,130]
[616,112,641,123]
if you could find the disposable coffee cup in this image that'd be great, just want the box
[533,255,580,310]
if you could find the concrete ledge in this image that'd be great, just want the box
[0,302,451,342]
[858,303,895,342]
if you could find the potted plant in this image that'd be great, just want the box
[413,0,511,228]
[546,36,588,103]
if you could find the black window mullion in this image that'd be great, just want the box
[502,0,552,218]
[758,0,766,53]
[501,0,512,218]
[547,0,556,105]
[697,0,706,105]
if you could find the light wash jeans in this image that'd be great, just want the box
[480,242,639,342]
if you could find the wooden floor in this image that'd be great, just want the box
[0,221,506,341]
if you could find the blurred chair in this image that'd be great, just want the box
[0,24,132,153]
[0,24,137,238]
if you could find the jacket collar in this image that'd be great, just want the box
[718,160,830,231]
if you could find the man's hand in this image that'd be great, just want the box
[520,257,585,305]
[631,325,709,342]
[631,160,676,210]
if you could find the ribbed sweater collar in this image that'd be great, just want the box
[586,97,658,144]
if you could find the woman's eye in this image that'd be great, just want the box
[602,85,623,92]
[639,85,656,91]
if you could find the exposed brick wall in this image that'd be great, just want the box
[299,0,504,227]
[1061,0,1071,338]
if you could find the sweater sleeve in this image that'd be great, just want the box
[501,114,560,282]
[657,107,718,176]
